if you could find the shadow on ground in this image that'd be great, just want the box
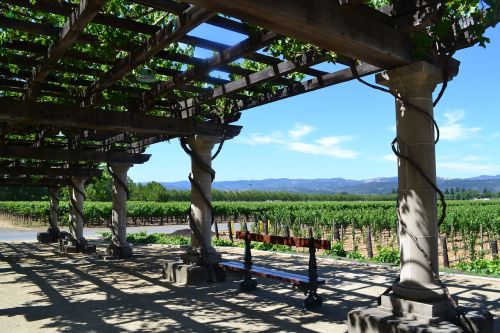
[0,242,498,332]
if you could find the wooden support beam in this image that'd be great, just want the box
[0,15,97,44]
[0,145,151,164]
[139,31,278,112]
[82,6,214,107]
[24,0,107,102]
[0,166,103,177]
[181,0,413,68]
[0,98,242,138]
[232,63,381,113]
[126,134,171,153]
[0,177,69,187]
[128,0,252,35]
[172,52,326,113]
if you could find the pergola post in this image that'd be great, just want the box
[184,135,220,262]
[380,61,445,301]
[48,186,60,235]
[164,135,223,285]
[348,61,493,333]
[37,186,60,243]
[108,163,133,258]
[69,176,87,241]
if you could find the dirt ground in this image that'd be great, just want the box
[0,217,47,231]
[0,242,498,333]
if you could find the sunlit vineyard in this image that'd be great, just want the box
[1,200,498,263]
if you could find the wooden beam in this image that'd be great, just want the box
[24,0,107,102]
[0,145,151,164]
[0,15,97,44]
[82,6,214,107]
[128,0,252,35]
[139,31,278,112]
[0,98,242,138]
[233,63,381,113]
[0,177,69,187]
[171,52,326,113]
[0,166,103,177]
[180,0,413,68]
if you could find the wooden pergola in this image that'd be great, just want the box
[0,1,497,331]
[0,0,488,183]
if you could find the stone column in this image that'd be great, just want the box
[48,186,60,234]
[109,163,133,258]
[69,176,87,241]
[37,186,60,243]
[377,61,445,301]
[186,135,220,261]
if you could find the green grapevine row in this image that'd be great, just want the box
[0,200,497,238]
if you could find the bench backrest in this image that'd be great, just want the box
[235,231,331,250]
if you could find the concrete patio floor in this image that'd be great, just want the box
[0,241,498,332]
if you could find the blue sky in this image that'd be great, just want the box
[129,26,500,183]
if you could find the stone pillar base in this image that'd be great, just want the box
[37,227,60,243]
[37,232,57,243]
[106,244,133,259]
[58,234,96,255]
[348,294,494,333]
[161,259,225,285]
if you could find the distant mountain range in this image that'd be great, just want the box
[158,175,500,195]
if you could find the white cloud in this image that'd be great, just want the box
[237,132,284,146]
[289,136,358,159]
[440,110,481,141]
[438,162,500,174]
[288,123,315,140]
[239,124,358,159]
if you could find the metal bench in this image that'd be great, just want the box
[217,229,330,309]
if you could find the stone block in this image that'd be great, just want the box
[379,294,455,319]
[460,308,494,333]
[348,305,494,333]
[348,307,462,333]
[107,245,133,259]
[65,245,79,254]
[162,260,183,282]
[175,264,208,285]
[37,232,57,244]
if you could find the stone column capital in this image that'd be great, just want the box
[70,176,87,185]
[187,135,221,151]
[109,163,133,174]
[375,61,454,93]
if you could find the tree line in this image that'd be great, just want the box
[0,169,498,202]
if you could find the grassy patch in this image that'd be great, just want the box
[373,246,400,265]
[452,259,500,276]
[98,231,189,245]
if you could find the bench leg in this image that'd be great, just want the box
[303,288,322,310]
[239,272,257,292]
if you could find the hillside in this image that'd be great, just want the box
[160,175,500,195]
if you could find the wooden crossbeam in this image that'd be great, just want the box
[128,0,252,35]
[0,98,242,138]
[0,177,69,187]
[139,31,278,112]
[82,6,214,107]
[126,134,171,153]
[181,0,413,68]
[0,166,103,177]
[172,52,326,113]
[24,0,107,102]
[233,63,381,113]
[0,145,151,164]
